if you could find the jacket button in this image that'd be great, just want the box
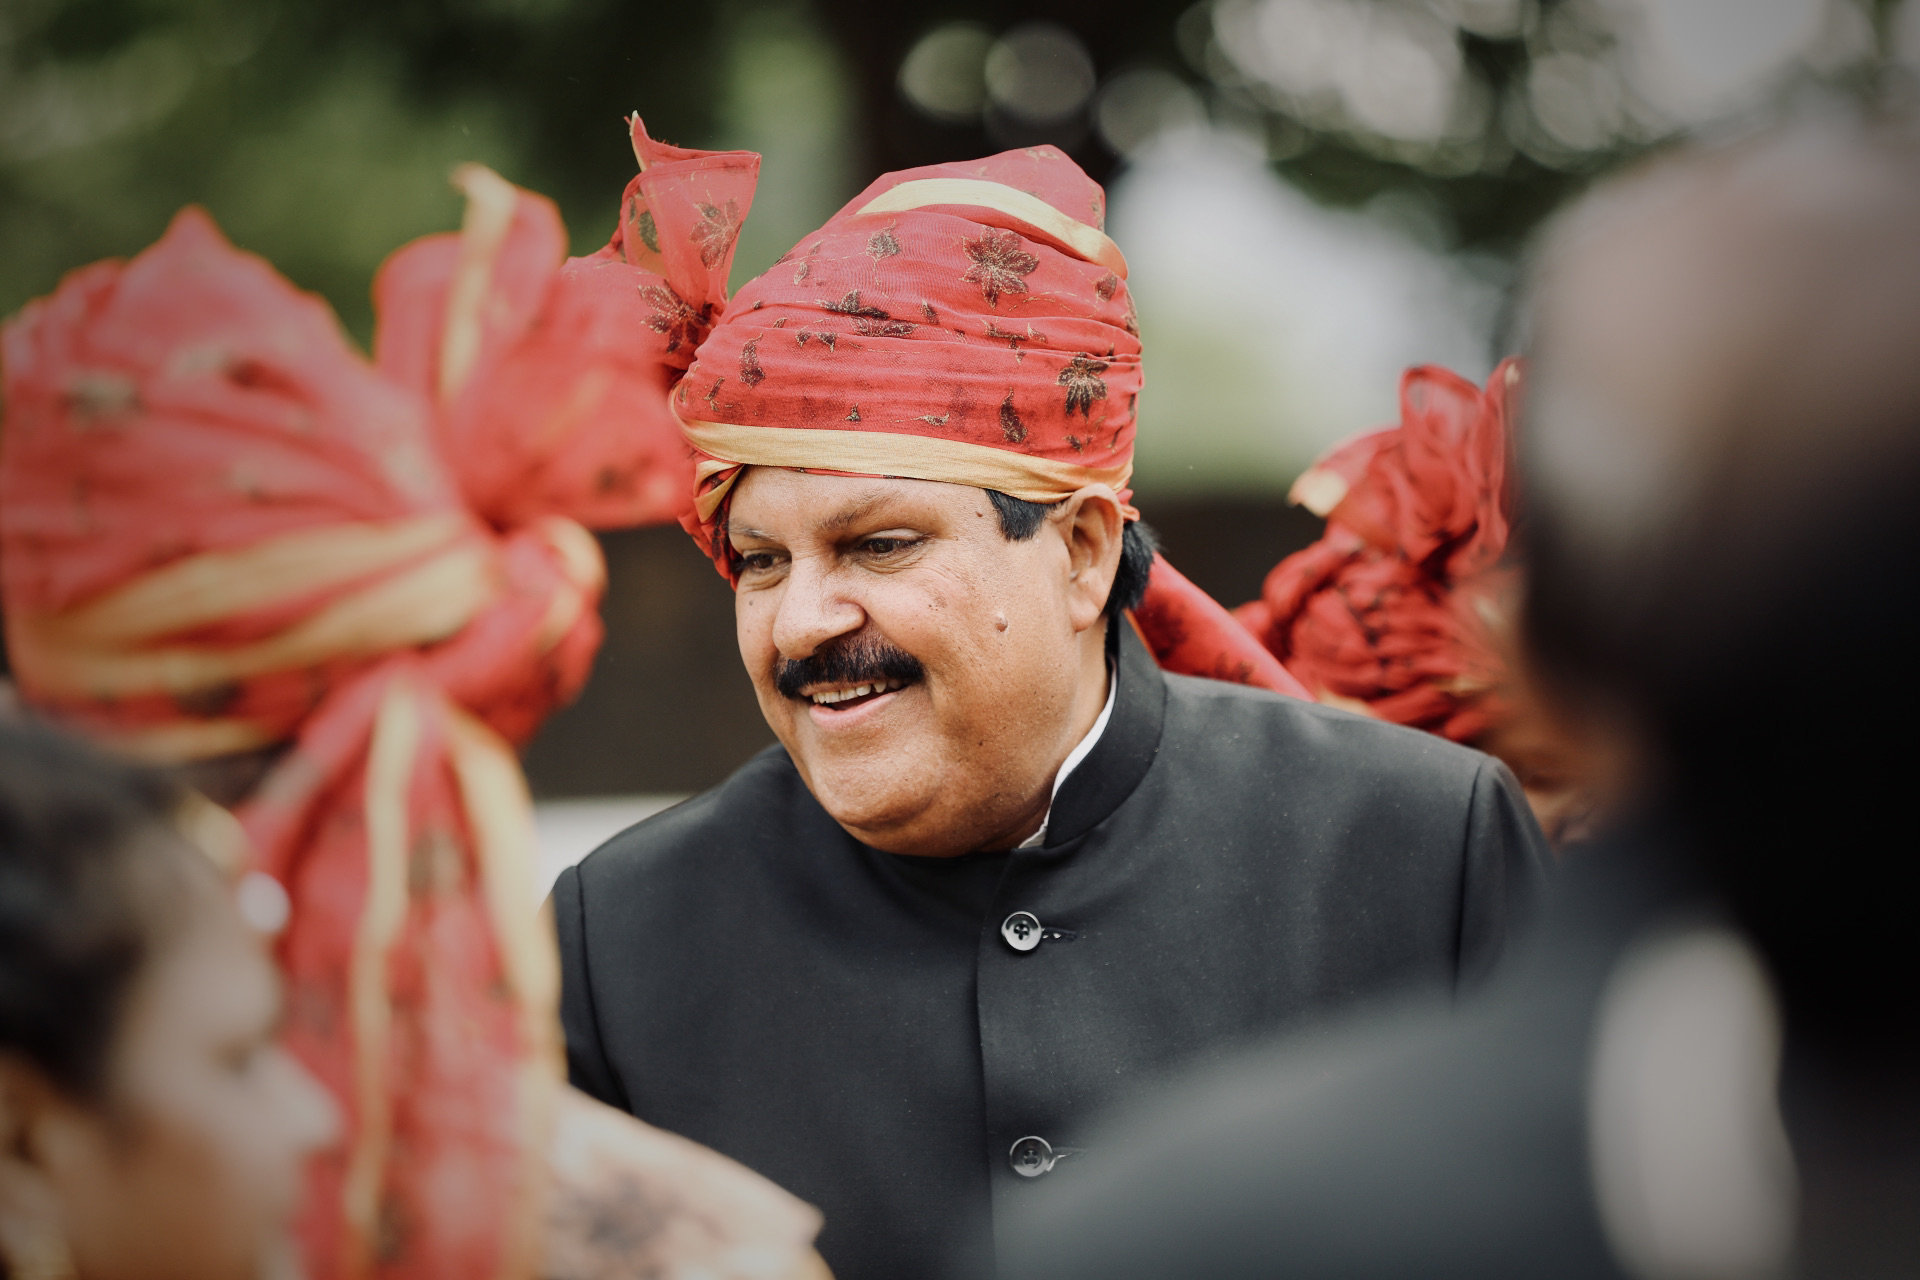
[1001,911,1043,952]
[1009,1135,1055,1177]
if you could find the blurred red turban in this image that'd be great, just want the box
[0,129,752,1280]
[1237,361,1521,742]
[657,140,1305,698]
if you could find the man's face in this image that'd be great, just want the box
[728,469,1106,857]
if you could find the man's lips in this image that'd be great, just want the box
[797,677,911,709]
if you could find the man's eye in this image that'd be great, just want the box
[737,551,783,574]
[859,536,916,557]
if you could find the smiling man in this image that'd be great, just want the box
[552,141,1546,1280]
[729,468,1123,857]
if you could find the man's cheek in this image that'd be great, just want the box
[736,604,777,676]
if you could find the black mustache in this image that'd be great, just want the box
[775,633,925,701]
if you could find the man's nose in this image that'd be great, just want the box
[770,557,865,660]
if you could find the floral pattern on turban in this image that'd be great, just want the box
[666,144,1140,569]
[633,140,1304,699]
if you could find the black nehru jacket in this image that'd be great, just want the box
[553,623,1547,1280]
[997,831,1707,1280]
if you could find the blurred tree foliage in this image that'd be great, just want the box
[831,0,1915,255]
[3,0,1912,339]
[0,0,729,341]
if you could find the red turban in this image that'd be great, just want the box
[648,140,1305,698]
[0,130,752,1279]
[1236,361,1521,743]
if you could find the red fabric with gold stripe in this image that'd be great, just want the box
[670,145,1141,568]
[0,126,753,1279]
[643,140,1304,698]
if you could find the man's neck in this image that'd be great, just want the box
[1013,665,1116,850]
[989,623,1114,850]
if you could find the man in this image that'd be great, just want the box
[1002,114,1920,1278]
[553,141,1547,1280]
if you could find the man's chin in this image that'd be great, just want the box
[781,745,949,852]
[833,817,980,858]
[804,767,932,847]
[768,689,964,850]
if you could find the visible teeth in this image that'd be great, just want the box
[810,679,903,706]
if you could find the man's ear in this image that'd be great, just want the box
[1053,486,1126,634]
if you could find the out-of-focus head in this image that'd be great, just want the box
[0,721,336,1280]
[1516,113,1920,1043]
[675,145,1153,855]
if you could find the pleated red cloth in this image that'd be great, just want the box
[1236,360,1521,741]
[0,126,752,1279]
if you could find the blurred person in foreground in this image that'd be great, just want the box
[1238,359,1600,846]
[1002,111,1920,1279]
[553,128,1547,1280]
[0,132,822,1278]
[0,718,337,1280]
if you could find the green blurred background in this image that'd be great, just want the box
[3,0,1913,797]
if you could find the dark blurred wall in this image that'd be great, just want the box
[522,525,766,798]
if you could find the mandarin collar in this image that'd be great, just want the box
[1036,617,1167,848]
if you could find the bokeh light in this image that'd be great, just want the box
[898,21,994,122]
[984,22,1098,124]
[1095,67,1208,156]
[1900,0,1920,65]
[1604,0,1830,125]
[1214,0,1465,142]
[1526,52,1624,153]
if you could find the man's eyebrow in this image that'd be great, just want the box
[729,492,911,543]
[820,493,903,534]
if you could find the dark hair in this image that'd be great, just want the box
[985,490,1159,615]
[0,719,193,1096]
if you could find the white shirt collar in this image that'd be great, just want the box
[1015,670,1117,850]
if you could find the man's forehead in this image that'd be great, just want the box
[728,469,983,538]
